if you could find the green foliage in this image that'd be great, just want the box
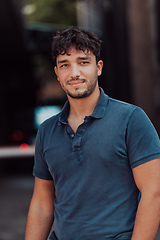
[23,0,77,26]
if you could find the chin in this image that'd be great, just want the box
[68,89,93,99]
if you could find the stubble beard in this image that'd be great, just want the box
[62,77,98,99]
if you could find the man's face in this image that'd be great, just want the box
[54,48,103,99]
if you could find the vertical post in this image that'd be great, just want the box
[127,0,156,123]
[76,0,106,36]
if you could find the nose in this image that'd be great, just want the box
[70,64,80,79]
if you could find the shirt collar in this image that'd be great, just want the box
[59,87,109,124]
[90,88,109,119]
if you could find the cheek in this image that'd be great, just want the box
[57,70,69,81]
[83,66,95,77]
[58,79,65,87]
[58,76,67,90]
[89,67,99,79]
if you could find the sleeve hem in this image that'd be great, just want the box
[131,153,160,169]
[33,170,53,180]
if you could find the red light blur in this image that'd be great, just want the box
[19,143,29,153]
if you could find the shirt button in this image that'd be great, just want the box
[71,134,74,138]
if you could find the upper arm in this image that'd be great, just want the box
[31,177,55,211]
[132,158,160,196]
[126,107,160,169]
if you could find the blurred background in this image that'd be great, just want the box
[0,0,160,239]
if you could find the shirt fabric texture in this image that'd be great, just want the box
[33,88,160,240]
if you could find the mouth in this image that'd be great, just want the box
[67,79,86,87]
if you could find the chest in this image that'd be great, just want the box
[43,117,130,183]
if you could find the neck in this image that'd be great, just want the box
[67,86,100,120]
[67,86,100,133]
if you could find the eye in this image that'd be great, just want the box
[80,61,89,65]
[60,64,68,68]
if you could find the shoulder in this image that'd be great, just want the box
[105,97,158,135]
[39,112,61,131]
[108,98,158,137]
[107,97,153,121]
[108,97,137,111]
[105,97,141,123]
[37,112,61,142]
[35,112,62,154]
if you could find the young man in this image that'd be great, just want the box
[25,27,160,240]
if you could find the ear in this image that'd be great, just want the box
[54,66,59,81]
[97,60,103,76]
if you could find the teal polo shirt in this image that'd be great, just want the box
[33,88,160,240]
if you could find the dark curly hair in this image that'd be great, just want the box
[52,27,102,66]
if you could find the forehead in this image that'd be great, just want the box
[56,47,95,62]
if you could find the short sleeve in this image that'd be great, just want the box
[33,129,53,180]
[126,107,160,169]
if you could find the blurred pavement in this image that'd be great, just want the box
[0,174,34,240]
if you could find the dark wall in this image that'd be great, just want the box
[99,0,131,103]
[0,0,35,144]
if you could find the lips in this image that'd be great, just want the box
[67,79,85,87]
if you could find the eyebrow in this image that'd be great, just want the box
[57,56,91,65]
[57,59,69,64]
[77,57,91,61]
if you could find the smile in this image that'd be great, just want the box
[68,80,85,87]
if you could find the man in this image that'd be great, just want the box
[25,27,160,240]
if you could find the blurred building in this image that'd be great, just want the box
[77,0,160,135]
[0,0,160,152]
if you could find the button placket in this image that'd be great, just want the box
[72,135,82,152]
[71,123,87,152]
[66,120,89,156]
[71,133,75,138]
